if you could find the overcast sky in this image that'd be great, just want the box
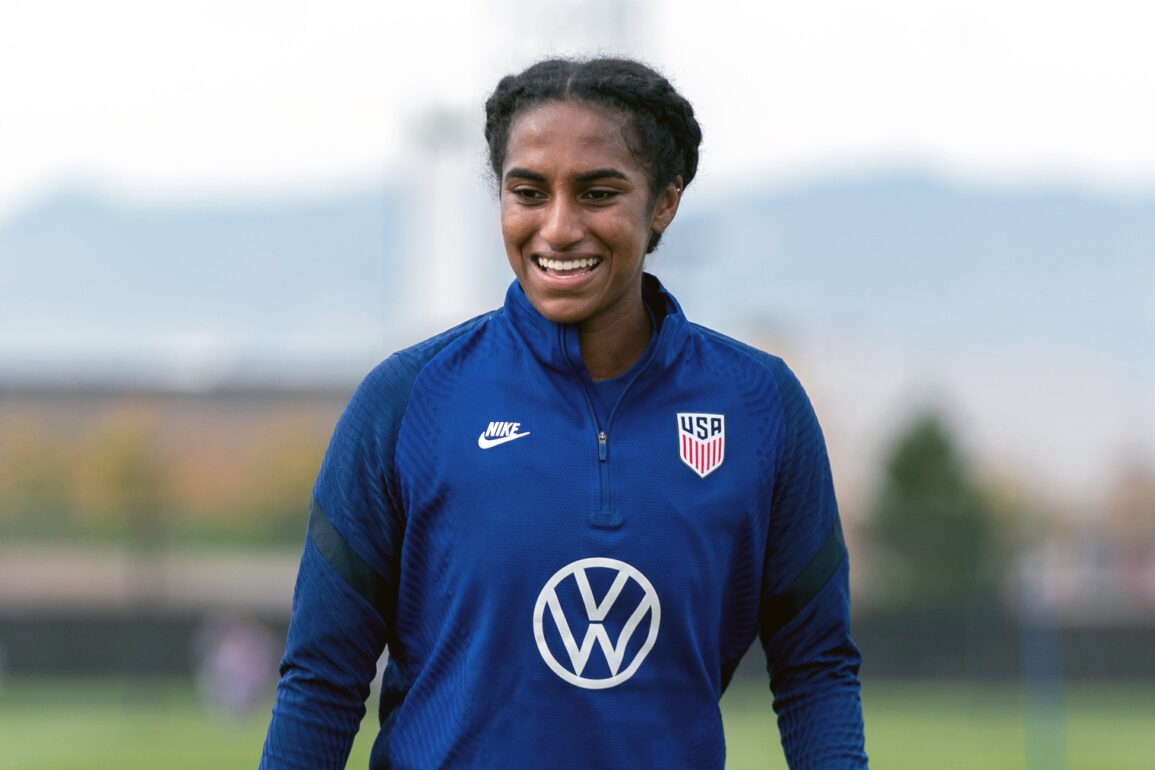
[3,0,1154,222]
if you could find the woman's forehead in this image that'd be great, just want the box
[504,101,638,172]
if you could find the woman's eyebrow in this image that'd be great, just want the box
[575,168,628,183]
[504,167,545,182]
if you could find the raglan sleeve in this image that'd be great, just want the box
[259,355,413,769]
[758,360,867,768]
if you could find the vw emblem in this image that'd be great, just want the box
[532,557,661,689]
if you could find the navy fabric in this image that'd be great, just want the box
[260,275,866,769]
[306,498,393,621]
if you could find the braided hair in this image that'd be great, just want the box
[484,57,702,253]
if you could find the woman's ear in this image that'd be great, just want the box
[651,175,684,237]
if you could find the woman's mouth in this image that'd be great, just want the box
[534,256,602,278]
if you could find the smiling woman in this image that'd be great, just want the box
[260,57,866,770]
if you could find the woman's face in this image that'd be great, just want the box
[500,100,680,330]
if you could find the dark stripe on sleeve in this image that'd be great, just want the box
[761,523,847,641]
[308,497,392,621]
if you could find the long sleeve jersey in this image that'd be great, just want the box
[260,275,867,768]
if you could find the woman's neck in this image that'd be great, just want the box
[577,300,652,381]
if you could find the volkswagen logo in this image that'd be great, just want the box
[532,557,661,689]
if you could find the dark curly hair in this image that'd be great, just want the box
[484,57,702,252]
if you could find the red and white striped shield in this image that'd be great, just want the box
[677,413,725,478]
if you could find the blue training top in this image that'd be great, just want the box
[261,275,867,769]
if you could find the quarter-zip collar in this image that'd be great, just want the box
[503,272,691,378]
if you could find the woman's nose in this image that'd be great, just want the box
[540,197,583,248]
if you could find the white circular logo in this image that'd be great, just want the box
[532,557,661,689]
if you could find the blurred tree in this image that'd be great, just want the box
[869,411,1005,608]
[1,393,338,545]
[0,417,72,533]
[246,414,328,541]
[72,407,166,534]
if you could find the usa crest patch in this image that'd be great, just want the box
[677,413,725,478]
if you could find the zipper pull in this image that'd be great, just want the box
[598,431,608,461]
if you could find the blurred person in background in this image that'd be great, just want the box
[195,609,278,716]
[261,56,866,768]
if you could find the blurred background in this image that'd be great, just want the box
[1,0,1153,767]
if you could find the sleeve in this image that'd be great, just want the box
[759,360,867,769]
[259,355,416,769]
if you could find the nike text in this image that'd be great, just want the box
[478,421,531,449]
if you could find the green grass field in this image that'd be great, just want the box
[1,676,1153,769]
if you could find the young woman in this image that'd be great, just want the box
[261,57,867,769]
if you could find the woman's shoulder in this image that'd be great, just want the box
[685,321,799,388]
[361,310,498,393]
[336,310,500,435]
[679,321,825,438]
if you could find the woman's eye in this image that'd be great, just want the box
[584,189,619,203]
[511,188,545,202]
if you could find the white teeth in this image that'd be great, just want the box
[538,257,601,271]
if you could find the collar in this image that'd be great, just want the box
[502,272,690,377]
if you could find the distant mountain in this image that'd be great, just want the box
[4,175,1150,376]
[0,187,408,384]
[660,175,1153,367]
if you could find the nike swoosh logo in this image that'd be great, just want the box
[478,431,531,449]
